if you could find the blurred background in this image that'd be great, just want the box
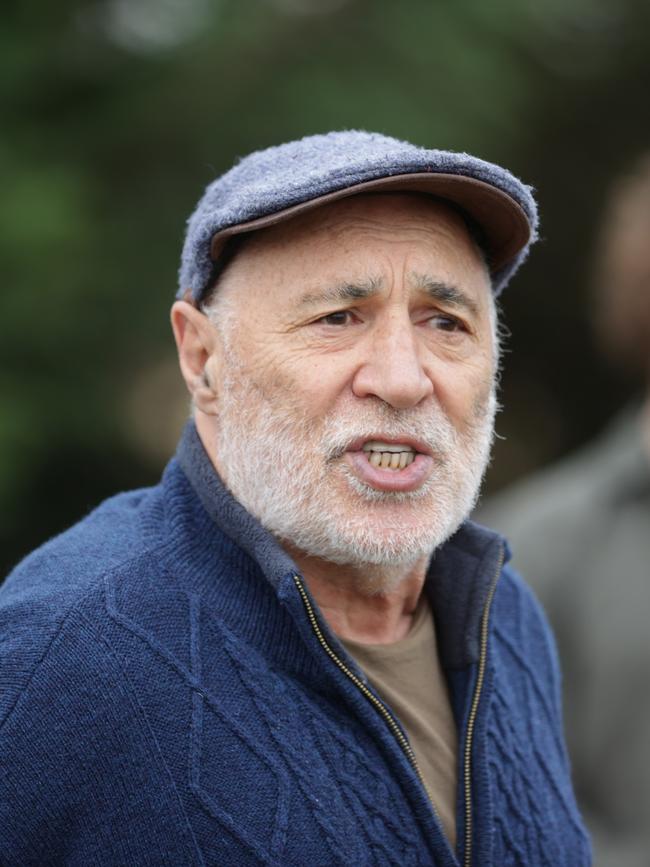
[3,0,650,573]
[4,3,650,862]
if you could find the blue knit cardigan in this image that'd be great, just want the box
[0,423,590,866]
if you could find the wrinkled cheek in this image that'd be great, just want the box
[467,377,497,426]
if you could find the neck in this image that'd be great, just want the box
[193,414,430,644]
[285,544,430,645]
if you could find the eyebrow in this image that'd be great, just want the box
[411,274,480,317]
[298,276,383,309]
[297,273,480,317]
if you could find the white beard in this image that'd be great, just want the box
[212,358,496,571]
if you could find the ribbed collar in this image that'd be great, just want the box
[176,420,297,591]
[175,420,507,668]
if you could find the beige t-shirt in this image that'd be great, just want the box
[341,597,458,849]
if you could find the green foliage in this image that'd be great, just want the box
[3,0,650,573]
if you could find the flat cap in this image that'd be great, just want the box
[178,130,538,302]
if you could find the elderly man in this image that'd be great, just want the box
[0,132,589,866]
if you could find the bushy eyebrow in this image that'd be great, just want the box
[411,273,480,317]
[297,272,480,317]
[298,275,383,308]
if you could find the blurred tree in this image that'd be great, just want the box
[2,0,650,574]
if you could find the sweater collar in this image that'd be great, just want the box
[175,420,507,667]
[176,420,297,590]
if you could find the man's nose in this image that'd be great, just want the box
[351,314,435,409]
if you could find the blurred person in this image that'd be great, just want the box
[0,132,590,866]
[478,154,650,867]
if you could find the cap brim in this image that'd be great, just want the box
[209,172,531,272]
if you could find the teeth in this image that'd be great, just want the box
[363,441,413,453]
[361,440,418,471]
[364,449,416,471]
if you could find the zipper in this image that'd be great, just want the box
[292,574,443,824]
[462,544,504,867]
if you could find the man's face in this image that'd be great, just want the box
[203,194,497,570]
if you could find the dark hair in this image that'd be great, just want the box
[592,153,650,375]
[200,234,250,309]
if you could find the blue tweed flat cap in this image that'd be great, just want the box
[179,130,538,302]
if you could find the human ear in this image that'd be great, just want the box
[170,300,223,415]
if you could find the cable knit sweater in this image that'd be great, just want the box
[0,423,590,866]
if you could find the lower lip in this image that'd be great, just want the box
[344,451,434,492]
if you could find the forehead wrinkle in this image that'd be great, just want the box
[409,272,481,317]
[298,274,384,308]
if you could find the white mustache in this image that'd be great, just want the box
[320,406,459,461]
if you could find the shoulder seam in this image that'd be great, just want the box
[0,539,172,734]
[0,602,76,734]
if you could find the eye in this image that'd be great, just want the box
[428,313,466,332]
[314,310,355,326]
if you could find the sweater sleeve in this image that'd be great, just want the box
[0,606,202,867]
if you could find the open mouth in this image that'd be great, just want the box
[361,440,417,471]
[344,436,433,492]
